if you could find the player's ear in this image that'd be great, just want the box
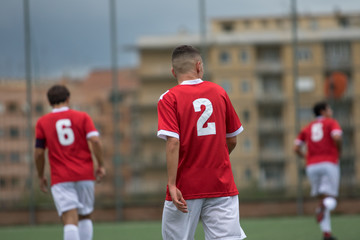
[171,67,176,78]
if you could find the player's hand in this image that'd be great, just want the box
[169,185,188,213]
[39,177,48,193]
[95,166,106,183]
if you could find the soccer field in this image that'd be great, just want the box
[0,215,359,240]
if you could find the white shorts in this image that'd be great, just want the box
[306,162,340,197]
[51,180,95,216]
[162,195,246,240]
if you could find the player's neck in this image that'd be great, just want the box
[177,73,202,85]
[52,102,69,109]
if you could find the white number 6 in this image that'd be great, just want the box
[311,122,323,142]
[193,98,216,136]
[56,119,75,146]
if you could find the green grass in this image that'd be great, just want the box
[0,215,359,240]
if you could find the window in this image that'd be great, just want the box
[9,126,20,138]
[244,20,251,28]
[298,107,313,122]
[243,138,251,151]
[241,81,250,93]
[338,17,349,28]
[260,162,285,188]
[219,51,231,64]
[0,102,4,114]
[276,19,284,28]
[10,152,20,163]
[7,101,18,113]
[297,47,312,61]
[11,177,20,187]
[309,19,318,30]
[324,42,351,67]
[35,102,44,114]
[239,49,249,63]
[261,20,268,28]
[0,153,6,162]
[220,81,232,93]
[0,128,5,138]
[242,110,250,122]
[222,22,235,32]
[245,168,252,181]
[0,178,5,188]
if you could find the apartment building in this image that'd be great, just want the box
[136,11,360,197]
[0,69,139,207]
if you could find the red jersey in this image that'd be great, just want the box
[157,79,243,200]
[35,107,99,185]
[295,117,342,166]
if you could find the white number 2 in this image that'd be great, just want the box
[56,119,75,146]
[193,98,216,136]
[311,122,323,142]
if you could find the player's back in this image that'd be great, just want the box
[303,117,341,165]
[159,80,241,199]
[36,108,96,184]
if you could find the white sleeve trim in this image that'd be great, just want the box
[157,130,179,140]
[226,126,244,138]
[86,131,100,139]
[331,129,342,136]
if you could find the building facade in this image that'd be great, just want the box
[0,69,139,208]
[136,11,360,198]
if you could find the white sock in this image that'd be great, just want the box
[320,209,331,232]
[319,197,337,233]
[64,224,80,240]
[78,219,93,240]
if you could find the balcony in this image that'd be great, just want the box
[255,61,283,73]
[256,92,286,105]
[258,149,286,163]
[258,119,284,133]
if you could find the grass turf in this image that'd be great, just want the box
[0,215,359,240]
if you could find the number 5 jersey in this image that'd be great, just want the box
[35,107,99,185]
[157,79,243,201]
[295,117,342,166]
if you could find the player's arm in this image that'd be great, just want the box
[226,136,237,154]
[332,134,342,156]
[166,136,188,213]
[34,145,48,193]
[88,135,106,182]
[293,143,305,158]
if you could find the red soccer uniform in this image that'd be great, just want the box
[35,107,99,185]
[157,79,243,201]
[295,117,342,166]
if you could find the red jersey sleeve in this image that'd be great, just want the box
[295,128,306,146]
[224,93,242,137]
[157,91,179,140]
[330,119,342,137]
[83,113,99,138]
[35,118,47,148]
[35,119,45,139]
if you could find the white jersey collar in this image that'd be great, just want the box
[52,106,70,113]
[180,79,203,85]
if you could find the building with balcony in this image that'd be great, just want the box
[136,10,360,197]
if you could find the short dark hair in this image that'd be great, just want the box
[47,85,70,106]
[313,101,328,117]
[172,45,200,61]
[171,45,202,75]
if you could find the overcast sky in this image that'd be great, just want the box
[0,0,359,79]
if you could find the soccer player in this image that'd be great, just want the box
[34,85,105,240]
[157,45,246,239]
[294,101,342,240]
